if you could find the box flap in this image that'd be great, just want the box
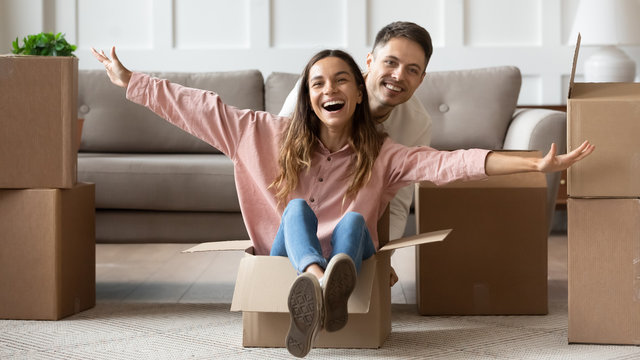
[378,229,451,252]
[182,240,252,253]
[569,33,581,99]
[231,254,376,314]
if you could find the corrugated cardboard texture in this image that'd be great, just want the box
[0,183,95,320]
[0,55,78,188]
[416,152,548,315]
[567,83,640,197]
[567,198,640,345]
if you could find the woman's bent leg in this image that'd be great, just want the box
[270,199,327,274]
[323,212,375,332]
[330,211,376,273]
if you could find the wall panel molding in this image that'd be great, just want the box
[1,0,638,105]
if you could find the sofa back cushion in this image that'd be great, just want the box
[415,66,521,150]
[78,70,264,153]
[265,72,300,114]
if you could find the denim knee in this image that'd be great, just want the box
[342,211,366,228]
[283,198,312,218]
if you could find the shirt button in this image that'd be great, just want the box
[318,178,323,182]
[310,197,315,203]
[327,157,332,161]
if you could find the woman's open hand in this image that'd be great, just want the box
[536,141,595,173]
[90,46,132,88]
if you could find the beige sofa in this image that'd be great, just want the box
[77,66,565,243]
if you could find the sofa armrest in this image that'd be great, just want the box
[503,108,566,153]
[503,108,567,234]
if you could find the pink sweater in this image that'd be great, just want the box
[126,72,490,257]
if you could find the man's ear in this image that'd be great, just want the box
[419,71,426,85]
[366,52,374,71]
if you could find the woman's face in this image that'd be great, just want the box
[308,56,363,133]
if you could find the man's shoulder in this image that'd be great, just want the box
[389,95,429,119]
[383,94,432,146]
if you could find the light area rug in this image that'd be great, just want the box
[1,301,639,359]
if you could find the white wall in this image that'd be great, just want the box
[2,0,640,105]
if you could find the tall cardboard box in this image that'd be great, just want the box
[0,55,78,189]
[567,35,640,197]
[567,198,640,345]
[0,183,95,320]
[415,151,548,315]
[185,214,451,348]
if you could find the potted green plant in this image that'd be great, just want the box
[12,32,77,56]
[11,32,83,145]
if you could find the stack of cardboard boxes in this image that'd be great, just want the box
[0,55,95,320]
[566,37,640,345]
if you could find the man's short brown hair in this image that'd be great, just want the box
[372,21,433,71]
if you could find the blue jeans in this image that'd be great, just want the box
[270,199,375,274]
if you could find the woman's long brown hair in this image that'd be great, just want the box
[270,49,387,206]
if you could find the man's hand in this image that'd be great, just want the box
[90,46,132,88]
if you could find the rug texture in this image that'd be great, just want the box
[1,301,639,359]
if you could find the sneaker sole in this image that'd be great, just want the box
[324,255,356,332]
[286,274,321,358]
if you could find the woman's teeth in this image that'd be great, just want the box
[323,100,345,111]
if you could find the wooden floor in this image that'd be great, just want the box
[96,232,568,304]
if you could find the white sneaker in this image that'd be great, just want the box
[323,253,356,332]
[286,272,323,358]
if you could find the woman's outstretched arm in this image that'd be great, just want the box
[485,141,595,176]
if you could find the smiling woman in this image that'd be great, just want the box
[308,59,363,153]
[91,45,593,357]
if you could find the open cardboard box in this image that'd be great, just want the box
[567,34,640,197]
[184,210,450,348]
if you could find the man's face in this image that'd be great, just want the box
[365,37,426,111]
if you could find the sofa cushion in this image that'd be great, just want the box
[95,210,249,243]
[78,70,265,153]
[78,153,239,211]
[414,66,521,150]
[265,72,299,114]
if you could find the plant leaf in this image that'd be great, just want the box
[10,32,77,56]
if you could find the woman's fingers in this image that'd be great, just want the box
[90,47,106,63]
[110,46,121,64]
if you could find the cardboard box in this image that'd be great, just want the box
[0,183,95,320]
[185,220,451,348]
[567,35,640,197]
[0,55,78,189]
[415,151,548,315]
[567,198,640,345]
